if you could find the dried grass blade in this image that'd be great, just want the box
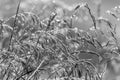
[85,4,96,29]
[8,0,21,50]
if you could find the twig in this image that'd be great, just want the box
[27,59,46,80]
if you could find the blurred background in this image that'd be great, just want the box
[0,0,120,34]
[0,0,120,18]
[0,0,120,80]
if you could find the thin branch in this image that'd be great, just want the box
[27,59,46,80]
